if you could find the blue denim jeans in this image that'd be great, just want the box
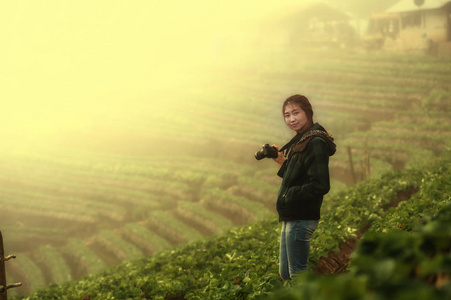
[279,219,319,281]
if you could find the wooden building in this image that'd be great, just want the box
[266,1,358,49]
[367,0,451,55]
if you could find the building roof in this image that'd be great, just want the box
[386,0,451,13]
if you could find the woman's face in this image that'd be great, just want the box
[284,103,308,132]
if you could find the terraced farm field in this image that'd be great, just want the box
[2,50,450,296]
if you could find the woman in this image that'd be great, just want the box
[272,94,336,281]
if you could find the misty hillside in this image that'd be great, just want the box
[15,144,450,299]
[3,47,450,299]
[2,2,451,298]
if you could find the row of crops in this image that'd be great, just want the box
[15,146,450,299]
[2,153,281,295]
[2,50,450,296]
[244,51,451,183]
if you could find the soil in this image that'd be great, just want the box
[314,231,363,275]
[389,187,419,209]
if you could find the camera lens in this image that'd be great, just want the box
[254,149,265,160]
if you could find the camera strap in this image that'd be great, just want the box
[279,133,303,152]
[279,132,303,155]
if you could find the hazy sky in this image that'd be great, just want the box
[1,0,310,142]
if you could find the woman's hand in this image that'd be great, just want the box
[272,145,285,166]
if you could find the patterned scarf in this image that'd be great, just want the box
[281,123,336,160]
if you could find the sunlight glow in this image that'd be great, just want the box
[1,0,306,147]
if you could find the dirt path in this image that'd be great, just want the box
[315,187,419,274]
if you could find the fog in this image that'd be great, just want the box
[1,0,397,152]
[0,0,300,149]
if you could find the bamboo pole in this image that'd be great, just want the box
[0,231,21,300]
[0,231,7,300]
[347,146,357,184]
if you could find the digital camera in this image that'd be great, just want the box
[255,144,279,160]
